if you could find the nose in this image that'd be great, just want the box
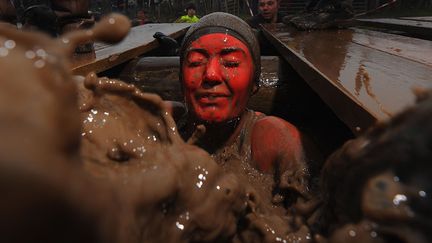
[203,57,223,87]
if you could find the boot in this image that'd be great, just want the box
[284,0,355,30]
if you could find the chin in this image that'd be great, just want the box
[194,112,229,124]
[199,115,226,124]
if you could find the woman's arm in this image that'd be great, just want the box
[251,115,311,200]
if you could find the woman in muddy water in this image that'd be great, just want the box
[177,12,311,204]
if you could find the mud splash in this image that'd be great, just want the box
[0,12,431,243]
[0,13,312,243]
[77,72,316,243]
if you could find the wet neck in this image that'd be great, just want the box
[187,112,248,154]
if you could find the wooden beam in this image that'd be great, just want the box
[70,23,190,76]
[356,18,432,40]
[351,28,432,66]
[261,23,432,134]
[398,16,432,23]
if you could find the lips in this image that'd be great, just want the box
[196,92,230,104]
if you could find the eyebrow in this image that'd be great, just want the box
[186,47,246,57]
[186,48,209,57]
[220,47,246,55]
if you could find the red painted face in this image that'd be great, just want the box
[182,33,255,123]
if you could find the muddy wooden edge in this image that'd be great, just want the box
[355,18,432,40]
[261,26,377,136]
[71,25,189,76]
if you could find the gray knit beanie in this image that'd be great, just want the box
[179,12,261,86]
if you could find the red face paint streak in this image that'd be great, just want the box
[182,33,254,123]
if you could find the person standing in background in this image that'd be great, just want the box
[247,0,285,29]
[132,9,151,26]
[175,3,199,23]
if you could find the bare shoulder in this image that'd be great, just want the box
[253,116,301,140]
[251,115,303,172]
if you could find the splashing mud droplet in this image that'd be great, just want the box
[419,190,426,197]
[36,49,47,58]
[25,50,36,59]
[393,194,407,205]
[176,221,184,230]
[34,60,45,68]
[4,40,16,49]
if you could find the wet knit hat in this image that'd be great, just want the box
[179,12,261,86]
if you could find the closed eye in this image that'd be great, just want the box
[220,47,244,68]
[223,61,240,68]
[188,61,204,67]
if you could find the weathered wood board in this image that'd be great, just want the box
[398,16,432,23]
[261,23,432,134]
[70,23,190,76]
[356,18,432,39]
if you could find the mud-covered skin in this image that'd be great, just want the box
[316,91,432,243]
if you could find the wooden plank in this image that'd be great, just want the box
[71,23,190,76]
[358,18,432,28]
[398,16,432,23]
[356,18,432,39]
[351,28,432,66]
[261,23,432,134]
